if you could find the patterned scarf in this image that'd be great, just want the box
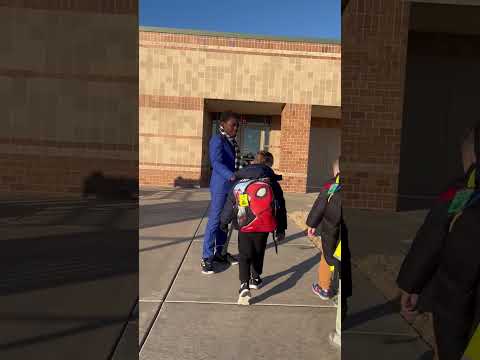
[219,125,242,170]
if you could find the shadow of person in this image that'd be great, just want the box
[342,296,401,331]
[416,350,435,360]
[265,230,308,250]
[212,261,232,274]
[173,176,198,189]
[250,253,319,304]
[83,171,138,200]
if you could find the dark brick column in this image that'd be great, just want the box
[342,0,410,210]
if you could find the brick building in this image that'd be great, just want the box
[0,1,138,195]
[139,27,341,193]
[342,0,480,210]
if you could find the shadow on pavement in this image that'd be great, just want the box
[139,234,204,253]
[0,198,138,358]
[250,253,318,304]
[417,350,435,360]
[343,297,400,331]
[140,200,210,229]
[0,314,131,351]
[0,229,137,296]
[266,230,308,250]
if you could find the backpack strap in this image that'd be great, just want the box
[272,231,278,255]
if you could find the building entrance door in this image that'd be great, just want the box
[239,123,270,164]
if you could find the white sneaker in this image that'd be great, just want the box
[237,283,251,305]
[328,331,341,347]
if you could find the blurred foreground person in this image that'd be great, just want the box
[397,123,480,360]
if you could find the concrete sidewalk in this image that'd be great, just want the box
[139,188,339,360]
[0,197,138,360]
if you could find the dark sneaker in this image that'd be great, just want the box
[201,259,214,275]
[238,282,251,305]
[312,283,333,300]
[249,277,263,290]
[214,252,239,265]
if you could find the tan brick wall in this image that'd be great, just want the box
[140,31,340,106]
[279,104,312,192]
[0,2,138,195]
[139,29,340,190]
[139,167,205,188]
[342,0,410,210]
[0,154,136,194]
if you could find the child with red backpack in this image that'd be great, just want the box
[220,151,287,305]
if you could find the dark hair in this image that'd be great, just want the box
[219,111,239,124]
[254,150,274,166]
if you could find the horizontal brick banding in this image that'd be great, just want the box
[140,166,305,193]
[139,44,341,61]
[140,31,340,54]
[140,133,202,140]
[0,68,137,84]
[139,95,203,110]
[311,117,341,128]
[0,153,137,194]
[140,162,202,169]
[0,0,137,14]
[0,138,137,151]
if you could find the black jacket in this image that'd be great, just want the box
[432,199,480,359]
[220,164,287,234]
[306,176,352,298]
[397,168,476,294]
[397,166,480,360]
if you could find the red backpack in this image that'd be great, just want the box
[233,178,277,233]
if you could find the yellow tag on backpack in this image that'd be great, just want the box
[238,194,249,207]
[334,241,341,261]
[329,241,341,272]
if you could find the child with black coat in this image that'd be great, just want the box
[220,151,287,305]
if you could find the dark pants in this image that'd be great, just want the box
[238,231,269,284]
[433,313,471,360]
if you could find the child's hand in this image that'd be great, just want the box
[400,290,419,323]
[276,232,285,243]
[307,227,316,237]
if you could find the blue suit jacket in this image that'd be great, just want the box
[209,134,236,194]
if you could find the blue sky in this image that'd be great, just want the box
[140,1,340,40]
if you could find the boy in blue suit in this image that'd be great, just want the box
[202,111,241,274]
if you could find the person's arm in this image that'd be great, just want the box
[320,194,342,264]
[220,190,236,232]
[306,189,328,230]
[209,136,234,181]
[397,200,451,295]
